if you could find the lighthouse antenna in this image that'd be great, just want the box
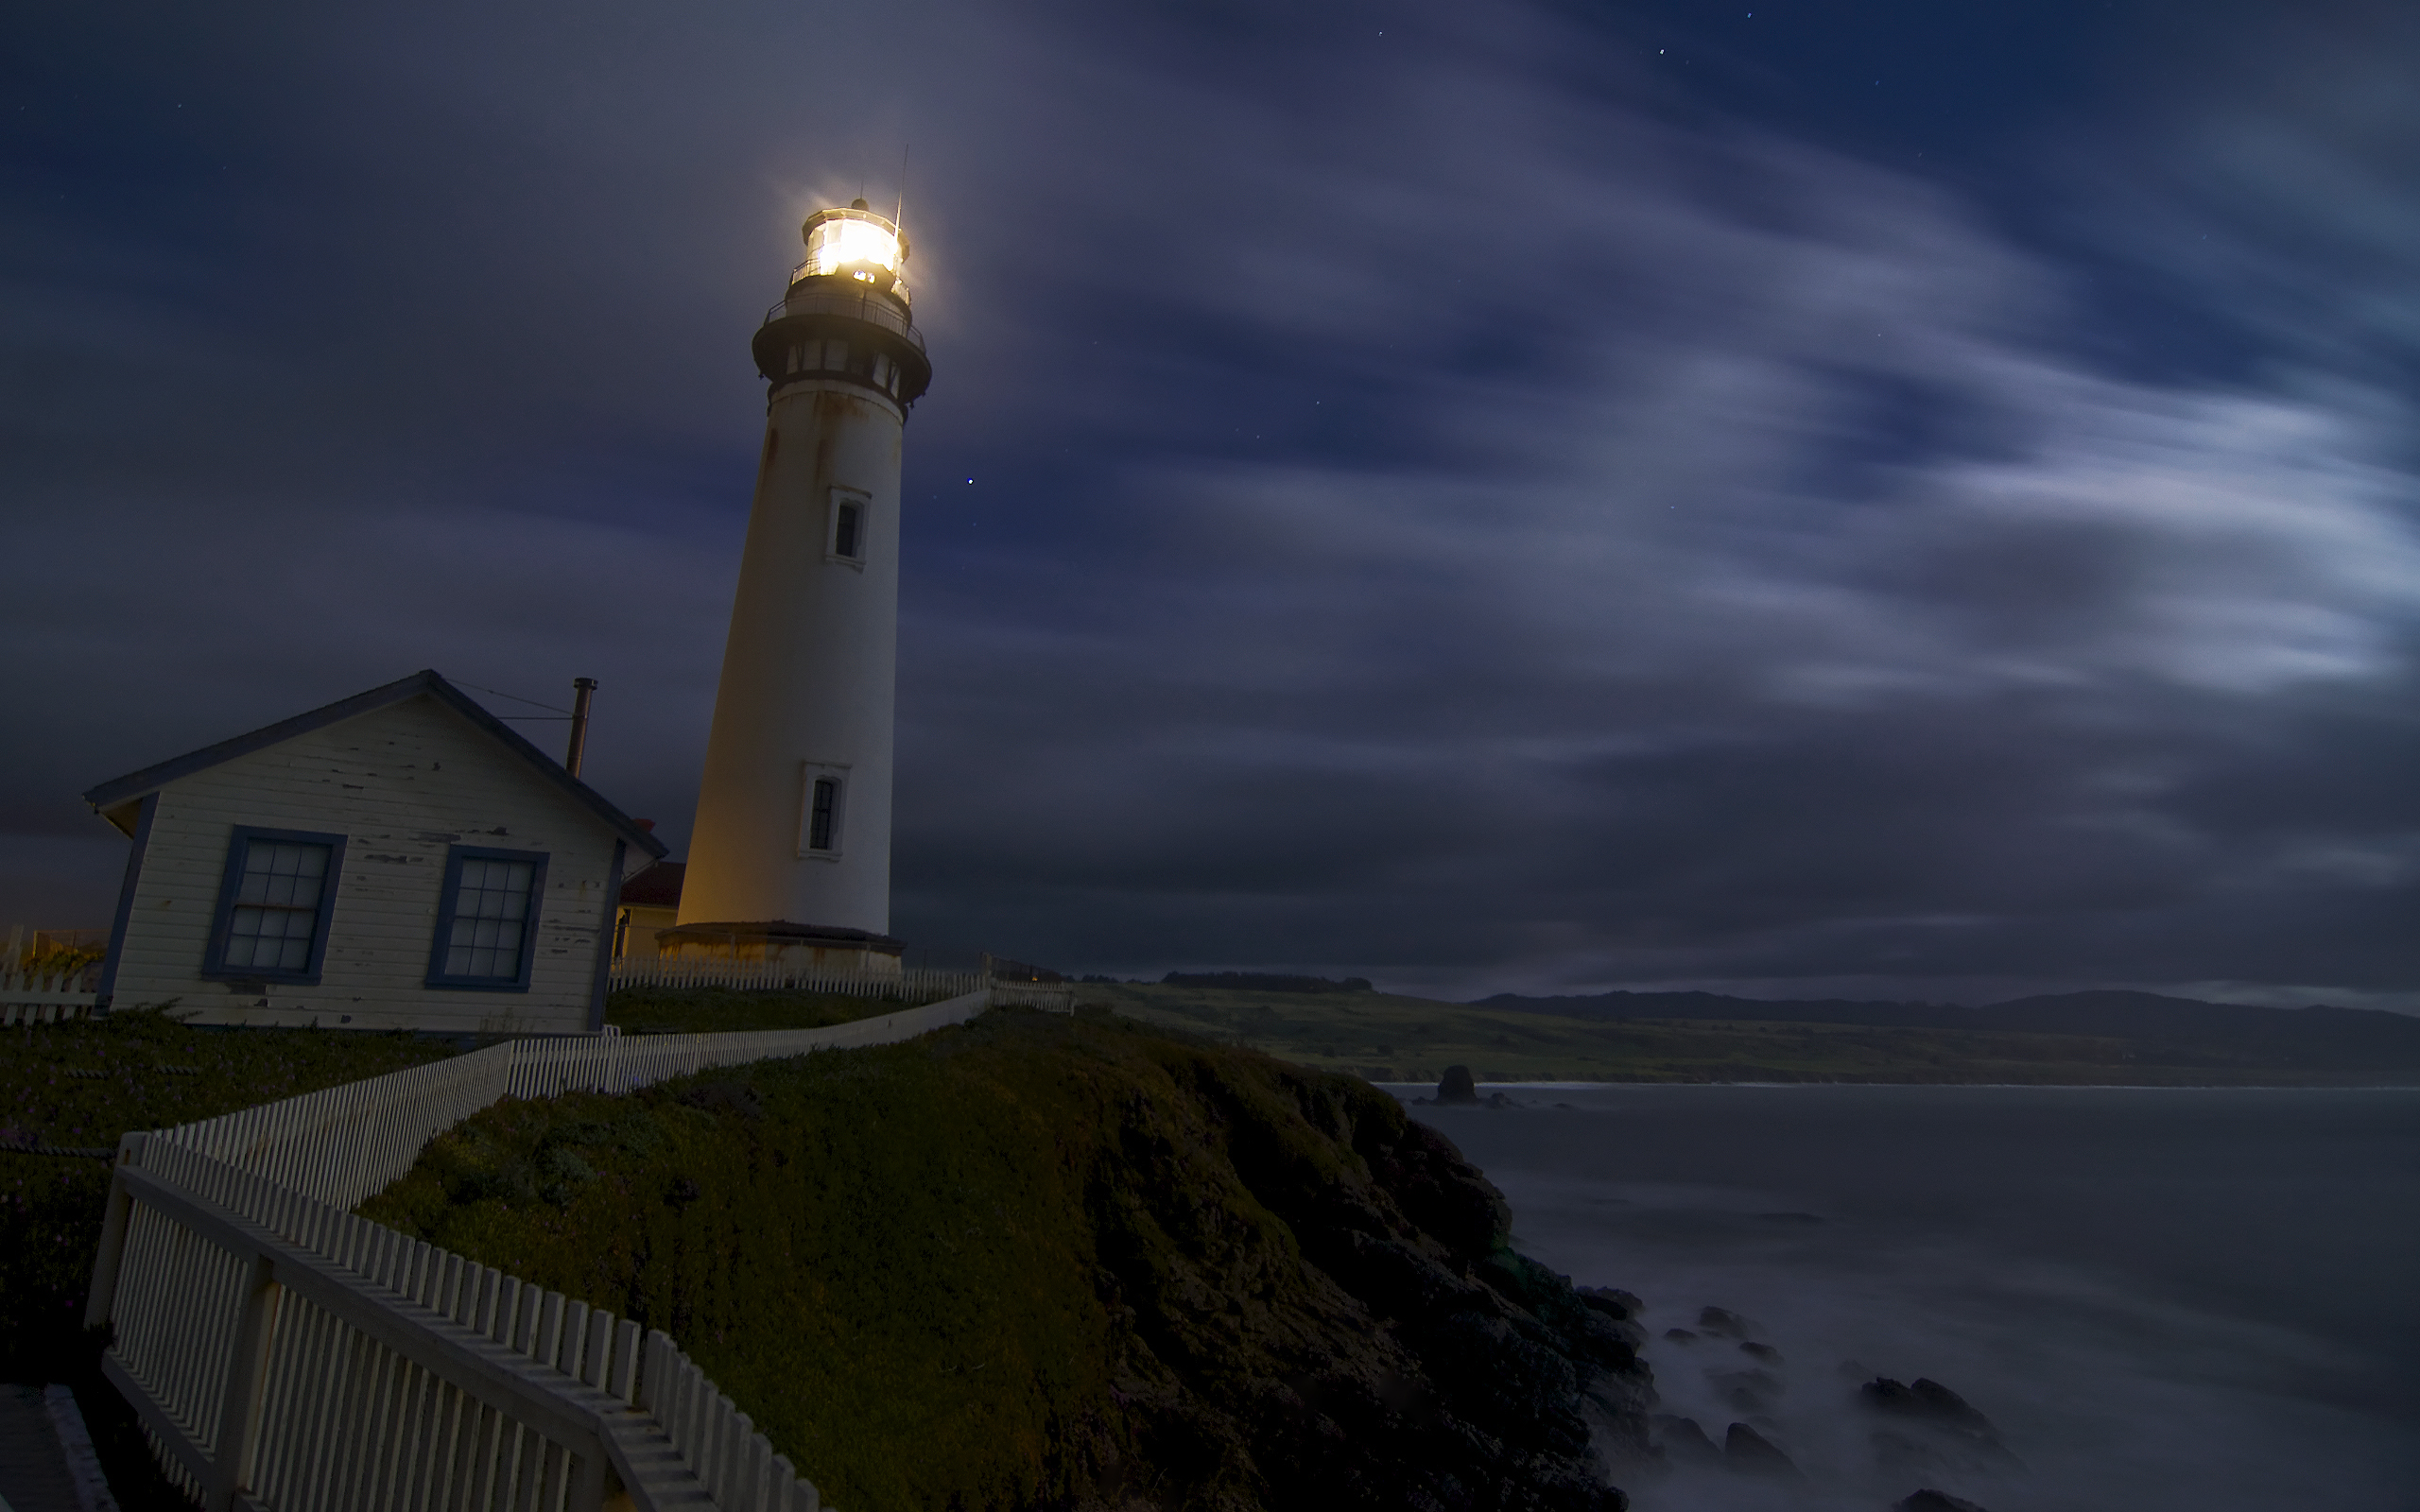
[893,143,909,241]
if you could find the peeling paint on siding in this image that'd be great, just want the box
[108,694,620,1035]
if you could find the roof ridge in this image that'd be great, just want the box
[81,669,667,858]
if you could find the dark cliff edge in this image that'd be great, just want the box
[363,1007,1656,1511]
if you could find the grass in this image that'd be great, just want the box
[1,1008,464,1369]
[1,1007,463,1507]
[1080,982,2360,1085]
[358,1006,1452,1512]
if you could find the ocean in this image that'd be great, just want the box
[1394,1084,2420,1512]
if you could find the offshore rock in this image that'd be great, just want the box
[1861,1378,1996,1436]
[1436,1065,1480,1104]
[1721,1422,1804,1480]
[1651,1415,1722,1466]
[1863,1378,2022,1477]
[1575,1287,1648,1349]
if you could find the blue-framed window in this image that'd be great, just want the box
[424,846,548,991]
[203,827,347,983]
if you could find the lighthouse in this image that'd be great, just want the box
[666,198,933,971]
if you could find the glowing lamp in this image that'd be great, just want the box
[796,199,908,301]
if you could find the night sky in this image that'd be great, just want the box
[6,1,2415,1007]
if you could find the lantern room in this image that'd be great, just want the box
[795,199,909,302]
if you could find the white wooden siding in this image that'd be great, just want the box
[110,694,623,1035]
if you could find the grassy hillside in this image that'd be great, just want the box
[1080,982,2405,1085]
[362,1007,1651,1512]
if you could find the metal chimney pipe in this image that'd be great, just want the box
[565,678,598,776]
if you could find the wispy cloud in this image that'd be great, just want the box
[4,0,2413,1004]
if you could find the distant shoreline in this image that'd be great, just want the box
[1377,1078,2420,1091]
[1078,981,2420,1090]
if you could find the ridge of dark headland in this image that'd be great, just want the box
[1471,988,2420,1077]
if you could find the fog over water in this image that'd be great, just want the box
[1399,1086,2420,1511]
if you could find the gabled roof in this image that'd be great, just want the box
[81,669,669,859]
[618,860,686,908]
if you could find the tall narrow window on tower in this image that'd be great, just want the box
[808,778,838,851]
[798,763,848,857]
[828,489,869,564]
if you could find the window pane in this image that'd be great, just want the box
[236,840,330,909]
[223,838,331,972]
[809,778,837,850]
[226,900,319,970]
[443,856,538,979]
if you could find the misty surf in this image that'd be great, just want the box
[1397,1083,2418,1511]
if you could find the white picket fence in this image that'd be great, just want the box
[89,990,1001,1512]
[1,964,101,1025]
[988,981,1079,1011]
[609,957,1075,1013]
[607,958,985,1000]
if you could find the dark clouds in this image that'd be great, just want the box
[5,1,2415,1006]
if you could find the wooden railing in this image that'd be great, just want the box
[1,964,101,1025]
[89,990,998,1512]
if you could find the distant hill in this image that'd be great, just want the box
[1165,971,1374,994]
[1472,988,2420,1074]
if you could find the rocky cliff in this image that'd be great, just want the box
[363,1007,1656,1510]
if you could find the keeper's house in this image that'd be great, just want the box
[83,670,666,1034]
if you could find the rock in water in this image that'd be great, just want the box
[1897,1491,1989,1512]
[1863,1377,2022,1476]
[1577,1286,1644,1321]
[1722,1421,1804,1480]
[1910,1379,1995,1433]
[1696,1306,1751,1338]
[1652,1415,1723,1465]
[1861,1377,1998,1439]
[1575,1286,1648,1347]
[1436,1065,1479,1104]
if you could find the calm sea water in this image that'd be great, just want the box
[1393,1085,2420,1512]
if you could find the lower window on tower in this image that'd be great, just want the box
[800,765,848,858]
[809,778,838,850]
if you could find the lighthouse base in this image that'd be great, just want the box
[655,920,906,976]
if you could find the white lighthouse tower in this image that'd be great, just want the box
[666,199,932,971]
